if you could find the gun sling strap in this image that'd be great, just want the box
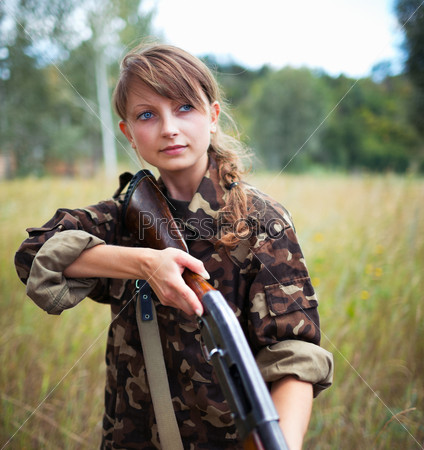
[135,293,184,450]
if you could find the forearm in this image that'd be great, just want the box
[63,244,207,316]
[63,244,151,280]
[271,376,313,450]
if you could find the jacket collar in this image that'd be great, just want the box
[159,153,227,240]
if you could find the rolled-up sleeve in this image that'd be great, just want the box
[27,230,105,314]
[256,340,333,397]
[15,199,122,313]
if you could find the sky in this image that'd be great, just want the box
[141,0,405,78]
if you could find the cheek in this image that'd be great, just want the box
[133,128,153,147]
[193,118,213,145]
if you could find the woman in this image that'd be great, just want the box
[15,43,333,449]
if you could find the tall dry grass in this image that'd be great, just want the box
[1,172,423,449]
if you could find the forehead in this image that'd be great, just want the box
[126,78,209,110]
[127,81,165,105]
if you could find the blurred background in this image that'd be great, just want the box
[0,0,423,178]
[1,0,423,449]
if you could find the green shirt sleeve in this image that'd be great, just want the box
[27,230,105,314]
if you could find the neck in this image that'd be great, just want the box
[160,160,208,201]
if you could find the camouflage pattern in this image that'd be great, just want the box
[15,155,326,449]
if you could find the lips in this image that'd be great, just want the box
[160,145,187,155]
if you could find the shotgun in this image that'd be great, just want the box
[123,169,288,450]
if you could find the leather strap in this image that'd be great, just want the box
[135,296,184,450]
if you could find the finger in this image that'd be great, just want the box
[177,252,210,280]
[157,276,203,317]
[180,286,204,317]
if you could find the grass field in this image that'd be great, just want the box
[1,171,423,449]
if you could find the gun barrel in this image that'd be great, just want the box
[199,290,288,450]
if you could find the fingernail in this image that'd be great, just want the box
[195,308,203,317]
[202,271,210,280]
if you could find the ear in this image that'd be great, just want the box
[119,121,136,148]
[210,101,220,133]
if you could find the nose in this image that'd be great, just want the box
[161,114,179,138]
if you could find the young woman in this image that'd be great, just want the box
[15,44,333,449]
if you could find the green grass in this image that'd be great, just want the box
[1,172,423,449]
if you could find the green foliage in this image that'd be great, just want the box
[320,74,421,172]
[0,0,153,176]
[395,0,424,136]
[1,1,424,176]
[208,60,424,173]
[247,67,330,171]
[0,38,55,175]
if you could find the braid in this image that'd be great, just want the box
[209,123,253,248]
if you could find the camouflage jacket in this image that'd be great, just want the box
[15,155,333,449]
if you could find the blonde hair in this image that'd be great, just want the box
[113,43,252,248]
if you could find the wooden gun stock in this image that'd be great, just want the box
[123,170,288,450]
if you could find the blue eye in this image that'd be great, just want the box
[139,111,153,120]
[180,104,193,112]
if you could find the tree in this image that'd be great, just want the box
[395,0,424,136]
[321,73,421,172]
[0,0,79,175]
[0,0,154,177]
[248,67,330,171]
[82,0,154,177]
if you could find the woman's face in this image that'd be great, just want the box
[120,81,220,184]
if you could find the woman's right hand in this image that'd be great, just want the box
[64,244,208,316]
[138,247,208,316]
